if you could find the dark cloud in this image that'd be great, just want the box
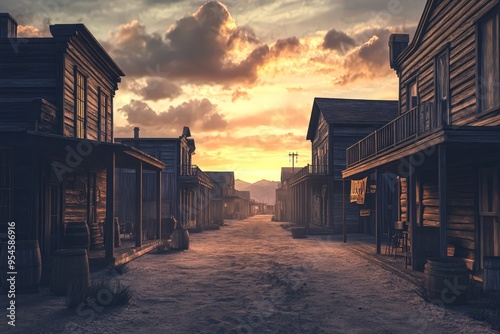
[322,29,356,53]
[271,36,302,57]
[118,98,228,132]
[231,89,250,102]
[106,1,271,86]
[334,26,414,85]
[125,78,183,101]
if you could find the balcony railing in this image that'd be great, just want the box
[347,101,441,167]
[289,164,328,184]
[180,165,212,186]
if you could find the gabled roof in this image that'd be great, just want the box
[281,167,297,182]
[393,0,437,71]
[206,171,235,187]
[306,98,399,140]
[50,24,125,78]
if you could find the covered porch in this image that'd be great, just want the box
[26,131,165,267]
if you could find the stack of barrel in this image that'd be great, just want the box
[0,240,42,294]
[423,257,469,305]
[50,222,91,295]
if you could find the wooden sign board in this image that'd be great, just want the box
[360,209,371,217]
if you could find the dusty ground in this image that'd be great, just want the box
[1,215,497,333]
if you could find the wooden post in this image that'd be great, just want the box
[438,144,447,257]
[156,170,162,240]
[135,161,143,247]
[343,178,347,243]
[105,152,115,260]
[408,160,417,268]
[375,170,382,254]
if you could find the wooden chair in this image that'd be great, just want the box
[123,221,134,240]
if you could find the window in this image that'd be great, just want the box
[0,148,11,223]
[436,51,450,124]
[479,167,500,268]
[75,70,87,139]
[479,10,500,112]
[407,80,418,112]
[98,89,108,142]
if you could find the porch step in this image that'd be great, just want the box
[89,240,168,268]
[306,228,336,235]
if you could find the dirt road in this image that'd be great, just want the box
[2,215,495,333]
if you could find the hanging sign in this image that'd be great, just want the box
[350,177,368,205]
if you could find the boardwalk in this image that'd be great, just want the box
[3,215,495,334]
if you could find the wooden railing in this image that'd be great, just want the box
[289,164,328,184]
[347,102,440,167]
[180,165,212,185]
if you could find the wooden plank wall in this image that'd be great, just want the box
[399,0,498,124]
[400,178,407,222]
[0,39,57,104]
[447,162,476,269]
[63,41,115,141]
[421,171,439,227]
[333,180,359,233]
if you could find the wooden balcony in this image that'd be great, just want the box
[289,164,328,186]
[347,102,441,167]
[179,165,213,188]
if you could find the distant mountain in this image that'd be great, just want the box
[235,179,280,205]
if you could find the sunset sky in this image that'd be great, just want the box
[3,0,426,183]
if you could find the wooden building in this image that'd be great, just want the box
[0,14,164,267]
[116,127,213,232]
[343,0,500,272]
[289,98,398,233]
[206,172,231,225]
[275,167,297,222]
[206,171,251,220]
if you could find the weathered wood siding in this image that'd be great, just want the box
[447,162,476,270]
[420,171,439,227]
[333,180,359,233]
[63,39,115,141]
[312,113,328,171]
[399,0,499,126]
[400,178,407,222]
[0,39,57,103]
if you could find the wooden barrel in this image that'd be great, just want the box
[171,229,190,250]
[291,227,306,239]
[51,249,90,296]
[424,258,469,305]
[64,222,90,251]
[182,229,190,250]
[1,240,42,294]
[484,257,500,296]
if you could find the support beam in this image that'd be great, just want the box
[343,179,347,243]
[105,152,115,260]
[375,170,382,254]
[438,144,447,257]
[408,161,417,268]
[156,170,162,240]
[135,161,143,247]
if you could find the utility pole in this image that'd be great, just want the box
[289,152,299,173]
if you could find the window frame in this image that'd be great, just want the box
[406,78,419,113]
[98,88,108,142]
[477,9,500,115]
[435,48,450,125]
[74,67,88,139]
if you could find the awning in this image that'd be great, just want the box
[22,131,165,170]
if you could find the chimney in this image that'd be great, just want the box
[134,127,140,139]
[0,13,18,38]
[389,34,409,69]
